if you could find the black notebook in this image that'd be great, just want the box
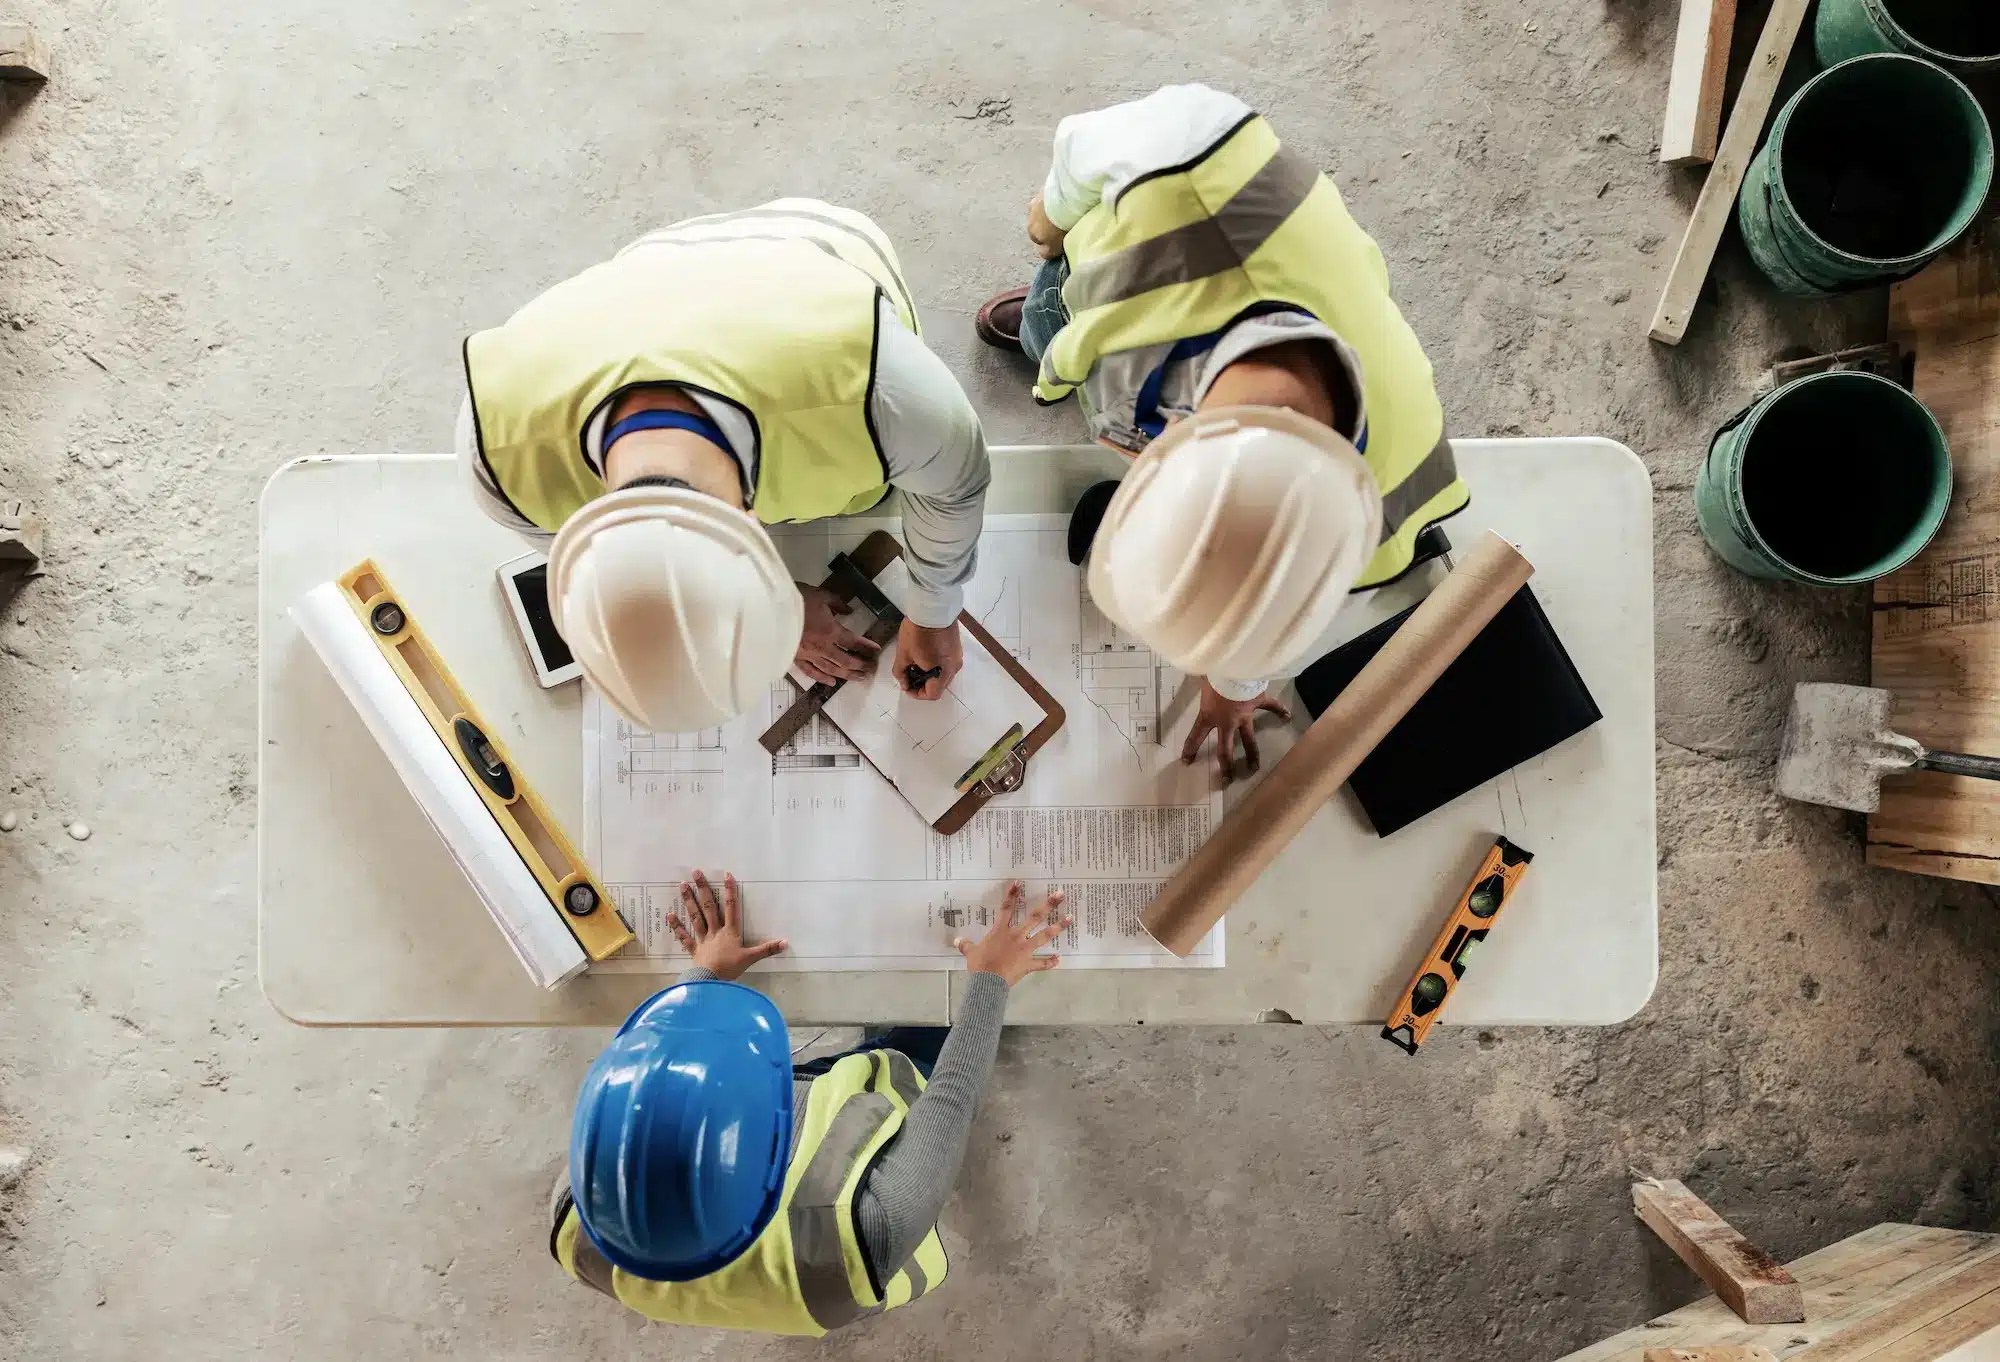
[1293,584,1601,837]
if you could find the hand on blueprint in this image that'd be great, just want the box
[893,618,964,701]
[667,870,789,981]
[1183,681,1293,785]
[796,584,883,686]
[954,882,1072,986]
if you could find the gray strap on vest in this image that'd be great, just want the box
[1061,145,1321,315]
[790,1090,898,1330]
[1377,433,1462,545]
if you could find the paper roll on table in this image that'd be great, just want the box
[1142,531,1537,956]
[291,565,631,989]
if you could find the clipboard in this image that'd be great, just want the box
[761,530,1065,835]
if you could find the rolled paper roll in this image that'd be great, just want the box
[1141,531,1537,957]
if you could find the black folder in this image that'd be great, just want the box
[1293,584,1601,837]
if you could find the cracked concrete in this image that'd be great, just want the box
[2,1,1998,1358]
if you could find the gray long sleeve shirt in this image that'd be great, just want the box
[552,968,1011,1289]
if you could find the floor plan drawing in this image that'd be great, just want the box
[585,514,1226,972]
[1076,580,1173,757]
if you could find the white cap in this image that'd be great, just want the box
[547,486,803,733]
[1085,405,1382,679]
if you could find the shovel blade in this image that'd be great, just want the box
[1776,683,1924,813]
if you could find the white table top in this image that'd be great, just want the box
[259,440,1655,1027]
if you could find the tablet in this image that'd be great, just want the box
[495,552,580,687]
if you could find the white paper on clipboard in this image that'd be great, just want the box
[796,560,1046,825]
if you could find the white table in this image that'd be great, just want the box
[259,440,1655,1027]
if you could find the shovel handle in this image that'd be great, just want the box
[1918,751,2000,782]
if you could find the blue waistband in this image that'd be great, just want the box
[1130,303,1365,453]
[602,408,734,461]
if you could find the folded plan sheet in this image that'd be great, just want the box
[584,514,1225,972]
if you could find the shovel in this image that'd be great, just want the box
[1776,682,2000,813]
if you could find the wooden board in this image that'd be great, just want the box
[1869,224,2000,883]
[1646,1348,1778,1361]
[1792,1252,2000,1359]
[1649,0,1810,345]
[1635,1180,1805,1324]
[0,26,47,81]
[1558,1224,2000,1361]
[1660,0,1739,166]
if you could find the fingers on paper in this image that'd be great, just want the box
[1257,696,1292,721]
[721,872,742,928]
[667,913,697,953]
[1181,716,1215,765]
[834,625,882,659]
[749,937,788,962]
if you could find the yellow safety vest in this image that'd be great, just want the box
[463,199,921,531]
[552,1049,949,1337]
[1033,115,1469,587]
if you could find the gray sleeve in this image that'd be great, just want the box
[868,305,991,627]
[854,971,1011,1277]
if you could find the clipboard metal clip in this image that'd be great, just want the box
[973,745,1029,797]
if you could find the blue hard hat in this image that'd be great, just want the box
[568,980,794,1282]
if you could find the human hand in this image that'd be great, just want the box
[1182,681,1293,784]
[1027,192,1066,261]
[894,618,964,700]
[954,881,1070,986]
[668,870,788,980]
[795,584,881,686]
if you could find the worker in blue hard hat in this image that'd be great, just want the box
[547,868,1070,1336]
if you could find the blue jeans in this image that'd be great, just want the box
[792,1026,945,1081]
[1019,256,1070,364]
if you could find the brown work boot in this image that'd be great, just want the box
[974,286,1029,351]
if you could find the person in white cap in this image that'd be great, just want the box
[975,85,1471,779]
[458,198,989,733]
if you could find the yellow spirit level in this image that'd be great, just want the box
[1382,837,1533,1054]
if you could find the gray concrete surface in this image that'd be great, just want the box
[2,1,1997,1358]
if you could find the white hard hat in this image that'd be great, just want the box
[1085,405,1382,679]
[547,486,803,733]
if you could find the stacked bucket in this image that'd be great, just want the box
[1695,1,1994,584]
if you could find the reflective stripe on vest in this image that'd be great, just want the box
[553,1048,948,1337]
[463,198,913,532]
[1033,115,1469,587]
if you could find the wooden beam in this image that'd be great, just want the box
[1645,1348,1778,1362]
[1661,0,1740,166]
[1634,1180,1806,1325]
[0,26,47,82]
[1868,225,2000,884]
[1648,0,1809,345]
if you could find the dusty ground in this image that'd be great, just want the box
[2,1,1997,1358]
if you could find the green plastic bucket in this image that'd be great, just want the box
[1737,54,1993,297]
[1694,371,1952,585]
[1817,0,2000,78]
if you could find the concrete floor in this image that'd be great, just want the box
[2,1,1998,1358]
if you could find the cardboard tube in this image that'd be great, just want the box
[1142,531,1536,956]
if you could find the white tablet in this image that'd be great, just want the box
[495,551,581,687]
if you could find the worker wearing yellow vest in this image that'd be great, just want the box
[976,86,1471,780]
[548,871,1070,1336]
[458,199,991,731]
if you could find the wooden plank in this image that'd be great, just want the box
[1795,1260,2000,1360]
[1557,1225,2000,1362]
[1645,1348,1778,1361]
[1868,224,2000,884]
[1661,0,1740,166]
[1635,1181,1805,1325]
[1648,0,1810,345]
[0,25,47,81]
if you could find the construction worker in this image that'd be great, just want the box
[548,871,1069,1336]
[975,85,1471,779]
[458,199,990,732]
